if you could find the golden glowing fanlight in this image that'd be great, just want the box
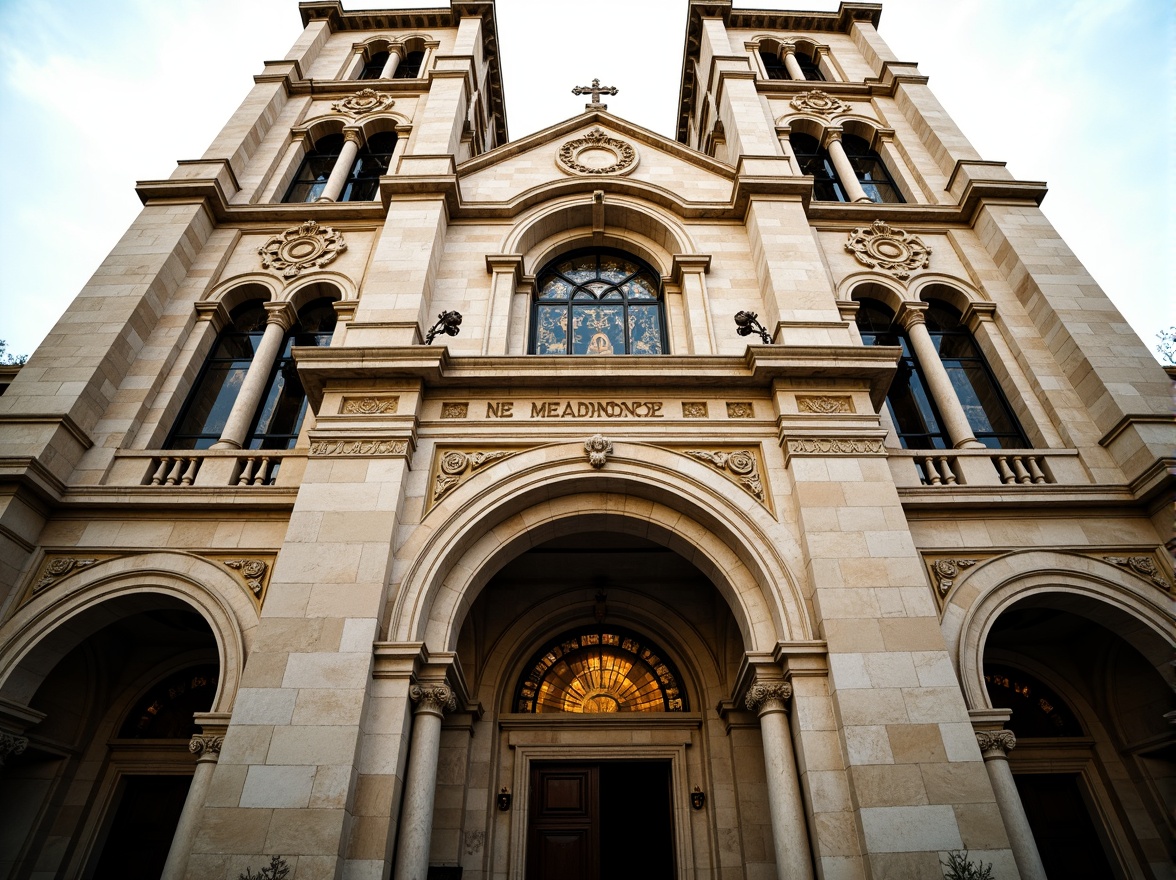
[515,628,686,713]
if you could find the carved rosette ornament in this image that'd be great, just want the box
[332,88,395,117]
[410,684,457,714]
[845,220,931,280]
[433,450,515,502]
[259,220,347,279]
[975,730,1016,758]
[931,558,977,596]
[0,732,29,766]
[790,89,851,118]
[34,557,98,593]
[222,559,268,597]
[584,434,613,469]
[685,450,764,501]
[745,681,793,712]
[189,734,225,760]
[682,402,708,419]
[1104,555,1171,591]
[556,128,638,176]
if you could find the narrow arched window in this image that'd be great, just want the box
[168,302,268,449]
[923,300,1026,448]
[341,131,397,202]
[358,50,389,80]
[794,50,825,81]
[789,132,903,204]
[789,132,840,201]
[247,298,337,449]
[760,50,788,80]
[531,249,666,356]
[856,298,949,449]
[841,134,902,203]
[283,134,344,203]
[394,50,424,78]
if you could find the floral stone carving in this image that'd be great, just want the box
[584,434,613,468]
[433,449,515,502]
[845,220,931,280]
[556,128,638,176]
[685,449,764,501]
[341,396,399,415]
[790,89,851,118]
[975,730,1016,757]
[259,220,347,279]
[931,558,977,596]
[332,88,395,117]
[410,683,457,714]
[797,395,853,414]
[745,681,792,711]
[1103,555,1171,591]
[222,559,268,597]
[33,557,98,593]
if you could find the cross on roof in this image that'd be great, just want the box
[572,78,618,110]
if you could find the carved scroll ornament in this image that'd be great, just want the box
[975,730,1016,757]
[797,395,853,414]
[790,89,851,118]
[222,559,268,597]
[189,734,225,758]
[410,683,457,714]
[342,396,399,415]
[1103,555,1171,591]
[931,558,977,596]
[433,450,515,502]
[332,88,396,117]
[34,557,98,593]
[745,681,792,711]
[845,220,931,280]
[685,449,764,501]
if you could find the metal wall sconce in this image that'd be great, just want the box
[497,787,512,811]
[425,310,463,344]
[691,786,706,810]
[734,310,772,344]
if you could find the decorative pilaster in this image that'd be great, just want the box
[746,681,814,880]
[393,683,457,880]
[975,730,1047,880]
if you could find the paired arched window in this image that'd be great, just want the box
[169,297,337,450]
[358,50,389,80]
[856,298,1027,449]
[530,249,667,356]
[789,132,903,203]
[283,131,398,203]
[396,50,425,78]
[759,48,824,81]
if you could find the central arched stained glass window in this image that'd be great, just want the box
[531,249,666,356]
[515,627,686,713]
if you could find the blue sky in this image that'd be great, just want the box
[0,0,1171,358]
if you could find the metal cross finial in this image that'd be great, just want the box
[572,78,618,108]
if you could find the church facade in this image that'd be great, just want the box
[0,2,1172,879]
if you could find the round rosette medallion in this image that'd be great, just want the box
[844,220,930,280]
[556,127,638,176]
[258,220,347,278]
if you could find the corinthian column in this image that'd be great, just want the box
[393,683,457,880]
[976,730,1047,880]
[160,732,224,880]
[746,681,814,880]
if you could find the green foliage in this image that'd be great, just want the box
[238,855,290,880]
[0,340,28,365]
[1156,326,1176,365]
[941,850,994,880]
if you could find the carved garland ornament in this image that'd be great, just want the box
[341,396,399,415]
[309,439,408,456]
[745,681,792,711]
[685,450,764,501]
[433,450,515,502]
[975,730,1016,757]
[33,557,98,593]
[410,683,457,714]
[797,395,853,414]
[1103,555,1171,591]
[585,434,613,468]
[845,220,931,280]
[222,559,268,597]
[790,89,851,118]
[332,88,396,117]
[556,128,638,176]
[259,220,347,279]
[931,558,978,596]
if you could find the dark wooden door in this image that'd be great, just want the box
[527,764,599,880]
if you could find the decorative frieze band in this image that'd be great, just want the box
[432,449,516,503]
[785,437,885,457]
[309,439,408,457]
[341,395,399,415]
[975,730,1016,757]
[685,449,764,501]
[410,683,457,714]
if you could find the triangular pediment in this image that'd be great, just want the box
[457,111,736,209]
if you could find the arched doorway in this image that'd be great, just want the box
[0,592,226,879]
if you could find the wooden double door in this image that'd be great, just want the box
[526,761,675,880]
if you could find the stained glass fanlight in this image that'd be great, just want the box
[530,249,666,356]
[515,627,687,713]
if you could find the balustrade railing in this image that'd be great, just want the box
[891,448,1079,489]
[102,449,301,489]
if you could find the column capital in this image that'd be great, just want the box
[976,729,1016,758]
[410,683,457,716]
[745,680,792,713]
[820,127,844,149]
[778,39,798,56]
[896,300,929,330]
[341,128,364,146]
[263,300,298,330]
[0,731,29,766]
[194,301,230,330]
[188,734,224,762]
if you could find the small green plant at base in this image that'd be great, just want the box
[238,855,290,880]
[941,849,994,880]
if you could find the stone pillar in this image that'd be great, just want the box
[316,130,363,203]
[211,302,296,450]
[746,681,814,880]
[672,255,715,354]
[779,41,806,81]
[897,303,985,449]
[484,255,523,356]
[380,43,404,79]
[976,731,1047,880]
[392,683,457,880]
[823,132,872,203]
[161,729,224,880]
